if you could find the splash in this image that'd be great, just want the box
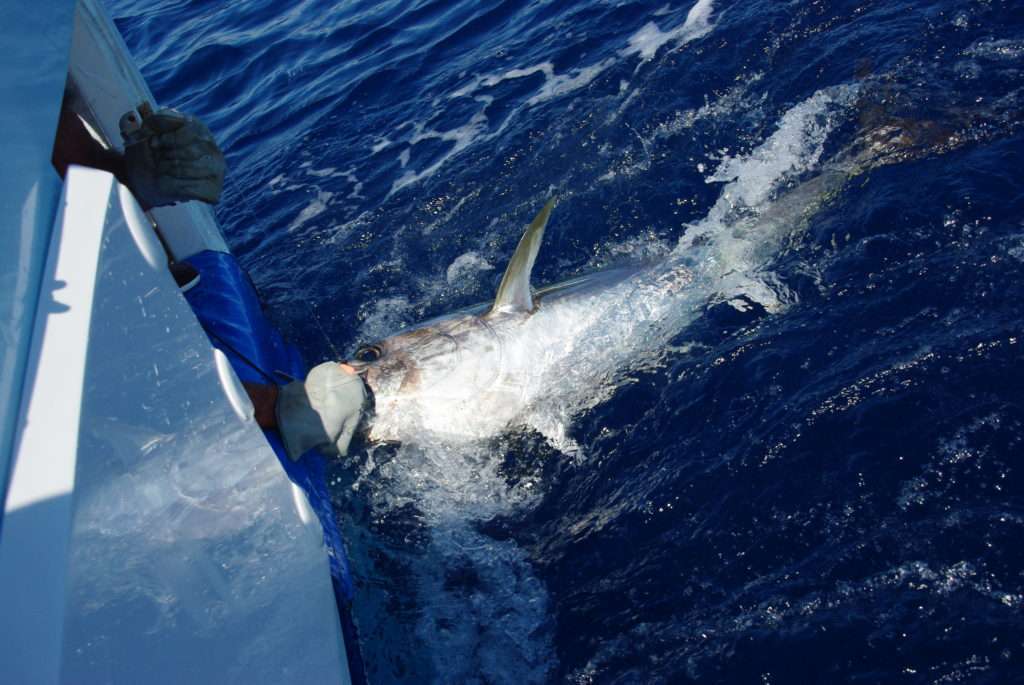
[507,85,858,444]
[353,84,858,682]
[446,251,494,284]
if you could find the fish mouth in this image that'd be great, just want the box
[353,363,380,400]
[350,363,390,447]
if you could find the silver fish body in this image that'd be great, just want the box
[354,262,646,445]
[347,84,977,448]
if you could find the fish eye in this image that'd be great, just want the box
[353,344,383,363]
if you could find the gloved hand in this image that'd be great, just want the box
[275,362,367,461]
[120,106,226,210]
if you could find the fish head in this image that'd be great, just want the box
[345,199,557,445]
[349,323,453,396]
[348,314,508,443]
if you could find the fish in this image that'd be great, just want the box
[347,197,695,449]
[345,82,996,451]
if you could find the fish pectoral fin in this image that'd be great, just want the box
[488,198,556,316]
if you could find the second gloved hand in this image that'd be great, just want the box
[275,362,367,462]
[121,107,226,210]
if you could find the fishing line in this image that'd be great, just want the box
[312,301,345,360]
[204,327,295,384]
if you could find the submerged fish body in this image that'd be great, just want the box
[356,247,651,445]
[352,188,809,448]
[360,309,522,442]
[352,193,712,449]
[349,83,988,449]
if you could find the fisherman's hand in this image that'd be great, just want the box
[275,362,366,462]
[121,107,226,210]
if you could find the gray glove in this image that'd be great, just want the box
[120,107,226,210]
[275,362,366,461]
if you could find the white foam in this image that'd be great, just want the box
[286,190,333,232]
[358,295,414,340]
[324,207,377,245]
[622,0,715,62]
[384,0,719,197]
[354,436,555,682]
[684,85,856,246]
[389,107,492,196]
[964,38,1024,60]
[405,57,619,194]
[267,173,304,194]
[449,49,611,116]
[528,58,615,106]
[446,251,494,284]
[650,73,765,139]
[450,63,554,100]
[340,167,365,199]
[705,90,838,206]
[416,526,555,683]
[421,191,474,235]
[305,166,337,178]
[676,85,856,311]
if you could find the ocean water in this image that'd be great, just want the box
[108,0,1024,682]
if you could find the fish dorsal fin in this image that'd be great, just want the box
[489,198,556,316]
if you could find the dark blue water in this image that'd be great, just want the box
[110,0,1024,682]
